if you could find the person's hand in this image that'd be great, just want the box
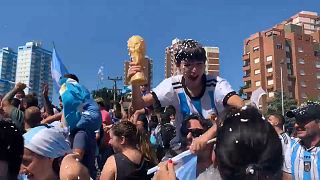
[189,135,208,154]
[153,160,176,180]
[42,84,49,97]
[15,82,27,91]
[41,112,49,119]
[103,124,113,133]
[127,62,142,80]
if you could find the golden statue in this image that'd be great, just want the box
[127,35,147,85]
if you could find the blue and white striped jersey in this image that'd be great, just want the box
[284,138,320,180]
[152,74,235,142]
[280,132,292,174]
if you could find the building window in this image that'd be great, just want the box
[300,70,305,75]
[288,80,292,86]
[276,44,283,49]
[286,58,291,63]
[253,46,260,52]
[268,92,274,97]
[316,61,320,68]
[255,81,261,87]
[254,69,261,75]
[298,47,303,52]
[300,81,306,87]
[306,37,311,42]
[254,58,260,64]
[285,46,290,52]
[317,72,320,79]
[267,79,273,85]
[299,58,305,64]
[266,56,272,62]
[267,67,273,73]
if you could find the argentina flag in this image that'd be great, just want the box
[148,150,197,179]
[59,78,102,133]
[51,47,69,92]
[175,152,197,180]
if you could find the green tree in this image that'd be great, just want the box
[266,91,297,135]
[92,87,115,108]
[238,85,247,100]
[266,91,297,115]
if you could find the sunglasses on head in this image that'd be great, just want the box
[183,128,205,137]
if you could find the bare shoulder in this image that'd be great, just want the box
[100,155,116,180]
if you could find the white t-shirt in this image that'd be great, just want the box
[152,74,235,143]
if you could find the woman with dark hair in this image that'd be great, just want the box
[154,106,283,180]
[215,106,283,180]
[0,120,24,179]
[100,121,157,180]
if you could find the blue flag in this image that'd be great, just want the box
[147,150,198,179]
[121,85,132,95]
[59,78,102,132]
[175,153,197,180]
[51,47,69,93]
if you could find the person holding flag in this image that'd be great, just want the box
[51,45,69,93]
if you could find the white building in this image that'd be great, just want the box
[16,42,53,104]
[285,11,320,35]
[0,47,17,96]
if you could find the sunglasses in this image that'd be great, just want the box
[182,128,205,137]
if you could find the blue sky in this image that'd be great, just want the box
[0,0,319,96]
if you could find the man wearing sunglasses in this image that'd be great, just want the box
[284,101,320,180]
[180,114,222,180]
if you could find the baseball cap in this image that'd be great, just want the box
[286,101,320,124]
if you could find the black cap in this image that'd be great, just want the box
[286,101,320,123]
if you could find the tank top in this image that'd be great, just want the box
[114,153,153,180]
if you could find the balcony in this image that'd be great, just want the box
[243,73,251,80]
[288,74,296,79]
[243,64,251,71]
[243,53,250,60]
[243,83,251,90]
[243,60,250,66]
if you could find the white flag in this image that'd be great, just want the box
[250,87,267,108]
[97,66,104,81]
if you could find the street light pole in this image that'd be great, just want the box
[280,61,284,116]
[107,76,122,109]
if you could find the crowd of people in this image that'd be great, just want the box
[0,39,319,180]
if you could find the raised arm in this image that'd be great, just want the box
[127,62,155,110]
[1,82,26,114]
[42,84,54,116]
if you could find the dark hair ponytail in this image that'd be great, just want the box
[111,121,157,164]
[136,128,158,164]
